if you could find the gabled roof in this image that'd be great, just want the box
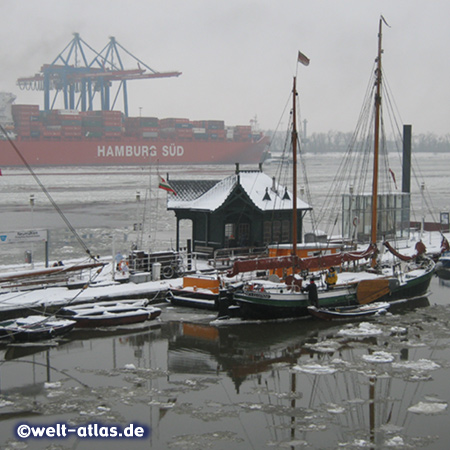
[167,170,311,212]
[168,179,218,202]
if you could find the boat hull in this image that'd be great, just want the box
[0,316,75,342]
[167,289,220,311]
[234,286,358,320]
[307,302,390,321]
[384,266,434,301]
[233,262,434,320]
[435,258,450,280]
[58,300,162,328]
[71,311,152,328]
[0,137,269,167]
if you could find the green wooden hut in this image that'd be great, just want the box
[166,167,311,253]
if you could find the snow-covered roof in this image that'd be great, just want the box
[167,170,311,212]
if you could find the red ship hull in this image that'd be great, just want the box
[0,136,269,167]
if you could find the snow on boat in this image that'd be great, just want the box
[58,299,161,328]
[307,302,390,321]
[0,315,76,343]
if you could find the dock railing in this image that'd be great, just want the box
[209,246,268,269]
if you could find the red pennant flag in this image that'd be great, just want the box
[297,50,310,66]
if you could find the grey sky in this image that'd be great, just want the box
[1,0,449,135]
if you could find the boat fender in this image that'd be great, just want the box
[388,278,400,291]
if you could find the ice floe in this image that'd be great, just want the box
[392,359,440,371]
[0,400,14,408]
[361,351,395,363]
[44,381,62,389]
[408,401,447,414]
[337,322,383,337]
[385,436,405,446]
[293,364,337,375]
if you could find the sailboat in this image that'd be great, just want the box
[229,19,435,320]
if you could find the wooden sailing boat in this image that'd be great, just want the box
[230,19,434,320]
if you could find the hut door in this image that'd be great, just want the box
[224,223,236,247]
[237,223,250,247]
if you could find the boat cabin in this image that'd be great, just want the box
[166,166,311,253]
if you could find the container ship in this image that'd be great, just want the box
[0,103,269,167]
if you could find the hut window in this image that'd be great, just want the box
[263,221,272,243]
[281,220,290,242]
[225,223,236,247]
[272,220,281,242]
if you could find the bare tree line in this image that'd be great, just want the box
[268,130,450,153]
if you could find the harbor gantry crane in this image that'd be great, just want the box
[16,33,181,116]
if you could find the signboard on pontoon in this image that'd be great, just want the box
[0,229,48,245]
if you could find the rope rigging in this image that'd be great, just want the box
[0,124,98,261]
[307,58,440,243]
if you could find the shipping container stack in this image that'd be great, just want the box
[81,110,123,139]
[11,105,40,139]
[124,117,160,139]
[59,110,82,139]
[233,125,252,142]
[159,118,192,140]
[10,104,257,144]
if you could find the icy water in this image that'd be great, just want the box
[0,152,448,266]
[0,284,449,449]
[0,155,449,448]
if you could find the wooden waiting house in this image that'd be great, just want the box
[166,167,311,253]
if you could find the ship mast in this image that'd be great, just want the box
[292,77,298,261]
[371,17,384,249]
[369,17,386,268]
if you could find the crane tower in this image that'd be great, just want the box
[16,33,181,116]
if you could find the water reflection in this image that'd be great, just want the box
[1,295,450,448]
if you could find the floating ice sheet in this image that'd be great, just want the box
[337,322,383,337]
[361,351,395,363]
[293,364,337,375]
[408,401,447,414]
